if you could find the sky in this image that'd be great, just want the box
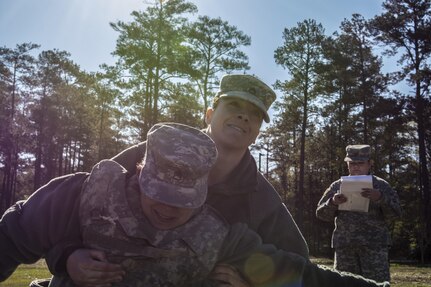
[1,0,390,100]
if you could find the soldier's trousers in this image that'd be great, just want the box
[334,245,390,282]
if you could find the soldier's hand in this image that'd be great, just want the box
[331,193,347,205]
[210,264,250,287]
[66,249,125,287]
[361,188,382,202]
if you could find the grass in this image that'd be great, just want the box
[2,258,431,286]
[390,264,431,287]
[1,260,51,287]
[311,257,431,287]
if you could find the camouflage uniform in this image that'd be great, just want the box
[56,123,225,286]
[316,145,402,282]
[51,160,228,286]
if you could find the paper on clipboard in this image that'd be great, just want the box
[338,175,372,212]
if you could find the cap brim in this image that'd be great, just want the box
[219,92,270,123]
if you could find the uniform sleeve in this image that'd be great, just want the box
[0,201,32,281]
[0,173,87,281]
[111,141,147,175]
[257,203,309,258]
[217,223,389,287]
[375,178,402,223]
[253,174,309,258]
[316,181,340,222]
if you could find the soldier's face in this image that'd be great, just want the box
[347,161,371,176]
[140,193,195,230]
[205,98,262,151]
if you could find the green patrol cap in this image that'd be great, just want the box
[344,144,371,162]
[139,122,218,208]
[214,74,276,123]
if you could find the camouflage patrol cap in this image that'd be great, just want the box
[214,74,276,123]
[344,144,371,162]
[139,122,218,208]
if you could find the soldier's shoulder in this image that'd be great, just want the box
[91,159,128,174]
[324,179,341,193]
[372,175,391,187]
[255,173,283,205]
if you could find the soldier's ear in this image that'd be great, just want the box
[205,108,214,125]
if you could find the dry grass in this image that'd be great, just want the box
[311,257,431,287]
[390,263,431,287]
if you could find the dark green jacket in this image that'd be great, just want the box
[0,173,87,280]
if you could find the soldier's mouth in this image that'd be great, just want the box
[227,123,246,133]
[154,209,176,222]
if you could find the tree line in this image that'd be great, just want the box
[1,0,430,262]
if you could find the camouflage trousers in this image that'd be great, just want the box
[334,245,390,282]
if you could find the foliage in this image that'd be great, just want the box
[369,0,431,263]
[109,0,198,138]
[0,43,39,210]
[273,19,326,228]
[187,15,251,119]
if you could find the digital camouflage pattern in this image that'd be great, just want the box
[76,159,229,286]
[316,175,401,282]
[140,123,217,209]
[335,246,390,282]
[316,175,401,248]
[214,74,276,123]
[344,145,371,162]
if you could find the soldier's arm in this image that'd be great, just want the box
[254,174,309,258]
[0,201,37,281]
[257,203,309,258]
[375,180,402,222]
[316,182,340,222]
[111,141,147,174]
[0,173,87,281]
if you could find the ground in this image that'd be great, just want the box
[1,258,430,286]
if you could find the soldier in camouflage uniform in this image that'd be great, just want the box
[316,145,402,282]
[50,122,225,286]
[1,124,392,287]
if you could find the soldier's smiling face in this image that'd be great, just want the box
[140,193,195,230]
[205,98,262,151]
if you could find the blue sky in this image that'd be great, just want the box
[1,0,389,96]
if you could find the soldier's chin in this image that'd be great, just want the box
[150,219,175,230]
